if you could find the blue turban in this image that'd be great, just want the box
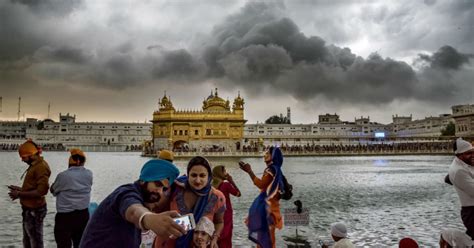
[139,159,180,185]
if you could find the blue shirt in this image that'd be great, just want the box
[80,182,144,248]
[51,166,93,213]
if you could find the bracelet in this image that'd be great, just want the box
[212,233,220,239]
[138,212,153,231]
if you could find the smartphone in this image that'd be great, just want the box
[238,161,246,167]
[173,213,196,231]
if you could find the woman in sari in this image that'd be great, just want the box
[240,146,284,248]
[212,165,241,248]
[154,156,225,248]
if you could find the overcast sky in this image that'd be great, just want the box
[0,0,473,124]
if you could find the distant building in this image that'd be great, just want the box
[1,103,471,151]
[452,104,474,138]
[387,114,453,138]
[0,113,152,151]
[0,118,38,141]
[151,89,246,152]
[245,115,388,146]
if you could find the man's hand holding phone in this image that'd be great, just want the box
[142,211,187,240]
[7,185,21,191]
[173,213,196,232]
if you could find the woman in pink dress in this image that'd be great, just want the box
[212,165,241,248]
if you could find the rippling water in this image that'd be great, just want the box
[0,152,463,247]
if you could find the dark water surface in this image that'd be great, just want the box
[0,152,463,247]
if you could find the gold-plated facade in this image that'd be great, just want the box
[152,88,246,151]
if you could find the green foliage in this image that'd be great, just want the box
[265,115,291,124]
[441,122,455,136]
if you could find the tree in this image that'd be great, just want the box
[265,115,291,124]
[441,122,455,136]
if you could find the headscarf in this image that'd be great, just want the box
[195,216,215,237]
[212,165,226,188]
[248,147,284,248]
[266,147,284,198]
[441,229,474,247]
[176,156,213,247]
[398,237,419,248]
[331,222,348,238]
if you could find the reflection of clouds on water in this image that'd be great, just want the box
[0,153,460,247]
[373,159,388,167]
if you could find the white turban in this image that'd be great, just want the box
[456,138,474,154]
[441,229,474,247]
[331,222,348,238]
[195,217,215,237]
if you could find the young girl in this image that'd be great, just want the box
[192,217,214,248]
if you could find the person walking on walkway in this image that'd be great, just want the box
[79,159,186,248]
[212,165,241,248]
[240,146,284,248]
[8,140,51,248]
[448,138,474,239]
[50,148,93,248]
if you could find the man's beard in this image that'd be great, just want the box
[141,183,162,203]
[24,158,34,165]
[460,155,473,166]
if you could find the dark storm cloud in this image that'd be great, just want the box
[11,0,83,16]
[415,46,473,102]
[0,0,472,110]
[273,53,417,103]
[33,46,92,64]
[152,49,202,80]
[417,45,472,70]
[196,2,421,104]
[0,3,43,61]
[218,44,292,84]
[0,0,82,60]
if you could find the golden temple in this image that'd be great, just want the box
[151,88,246,152]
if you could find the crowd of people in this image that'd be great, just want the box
[277,142,453,153]
[1,143,66,152]
[5,138,474,248]
[169,141,453,155]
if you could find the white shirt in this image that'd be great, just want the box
[334,238,355,248]
[449,157,474,207]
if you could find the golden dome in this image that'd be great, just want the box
[159,92,175,111]
[233,91,244,110]
[202,88,230,111]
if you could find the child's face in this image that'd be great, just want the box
[193,230,210,247]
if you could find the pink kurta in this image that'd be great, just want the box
[217,181,240,248]
[153,185,226,248]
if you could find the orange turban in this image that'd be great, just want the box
[158,149,174,162]
[18,141,39,158]
[70,148,86,158]
[69,148,86,164]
